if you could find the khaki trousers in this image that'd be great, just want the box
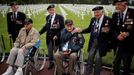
[54,52,77,75]
[6,47,28,67]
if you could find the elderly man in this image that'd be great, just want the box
[77,6,111,75]
[54,19,85,75]
[2,18,39,75]
[112,0,134,75]
[7,1,26,42]
[39,4,64,69]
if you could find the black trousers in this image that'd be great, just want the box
[113,47,133,75]
[47,40,53,61]
[47,39,59,62]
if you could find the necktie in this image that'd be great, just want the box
[94,20,99,37]
[120,13,124,22]
[48,15,52,24]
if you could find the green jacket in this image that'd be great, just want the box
[60,28,85,53]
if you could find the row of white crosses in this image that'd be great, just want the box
[60,4,116,20]
[1,4,133,19]
[0,6,10,17]
[61,4,93,20]
[58,4,68,20]
[0,4,49,18]
[20,4,49,18]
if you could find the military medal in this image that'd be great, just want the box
[101,20,109,33]
[50,19,60,29]
[117,14,120,26]
[122,24,125,27]
[105,20,109,26]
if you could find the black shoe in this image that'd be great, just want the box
[47,62,54,69]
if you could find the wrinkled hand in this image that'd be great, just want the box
[121,32,129,38]
[117,32,129,41]
[117,34,125,41]
[75,28,82,33]
[71,28,82,34]
[53,35,58,40]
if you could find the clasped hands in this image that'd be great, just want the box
[117,32,129,41]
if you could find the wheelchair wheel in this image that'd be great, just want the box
[75,50,85,75]
[79,50,85,75]
[24,61,33,75]
[75,63,81,75]
[0,36,5,63]
[34,48,46,71]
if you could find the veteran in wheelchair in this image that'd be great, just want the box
[2,18,40,75]
[54,19,85,75]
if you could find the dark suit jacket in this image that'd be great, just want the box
[111,8,134,54]
[82,16,111,56]
[39,14,64,46]
[7,11,26,41]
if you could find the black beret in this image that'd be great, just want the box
[65,19,73,26]
[92,6,103,11]
[10,1,18,6]
[47,4,55,10]
[113,0,127,5]
[24,18,33,24]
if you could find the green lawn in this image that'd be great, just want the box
[0,4,134,69]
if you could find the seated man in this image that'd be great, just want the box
[2,18,39,75]
[54,19,85,75]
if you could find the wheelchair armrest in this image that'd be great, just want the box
[77,49,82,58]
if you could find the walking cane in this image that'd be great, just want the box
[53,39,57,53]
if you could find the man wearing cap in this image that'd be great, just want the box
[111,0,134,75]
[7,1,26,43]
[39,4,64,69]
[54,19,85,75]
[77,6,111,75]
[2,18,39,75]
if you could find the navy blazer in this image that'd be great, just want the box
[82,16,111,56]
[111,8,134,54]
[7,11,26,36]
[39,14,64,46]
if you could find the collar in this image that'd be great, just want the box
[123,7,128,16]
[13,11,18,15]
[99,14,104,23]
[96,14,104,24]
[51,13,56,25]
[50,13,56,17]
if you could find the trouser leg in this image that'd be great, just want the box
[68,53,77,75]
[54,52,65,75]
[6,47,19,66]
[94,50,102,75]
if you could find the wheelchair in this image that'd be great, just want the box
[23,39,46,75]
[0,35,5,63]
[54,49,85,75]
